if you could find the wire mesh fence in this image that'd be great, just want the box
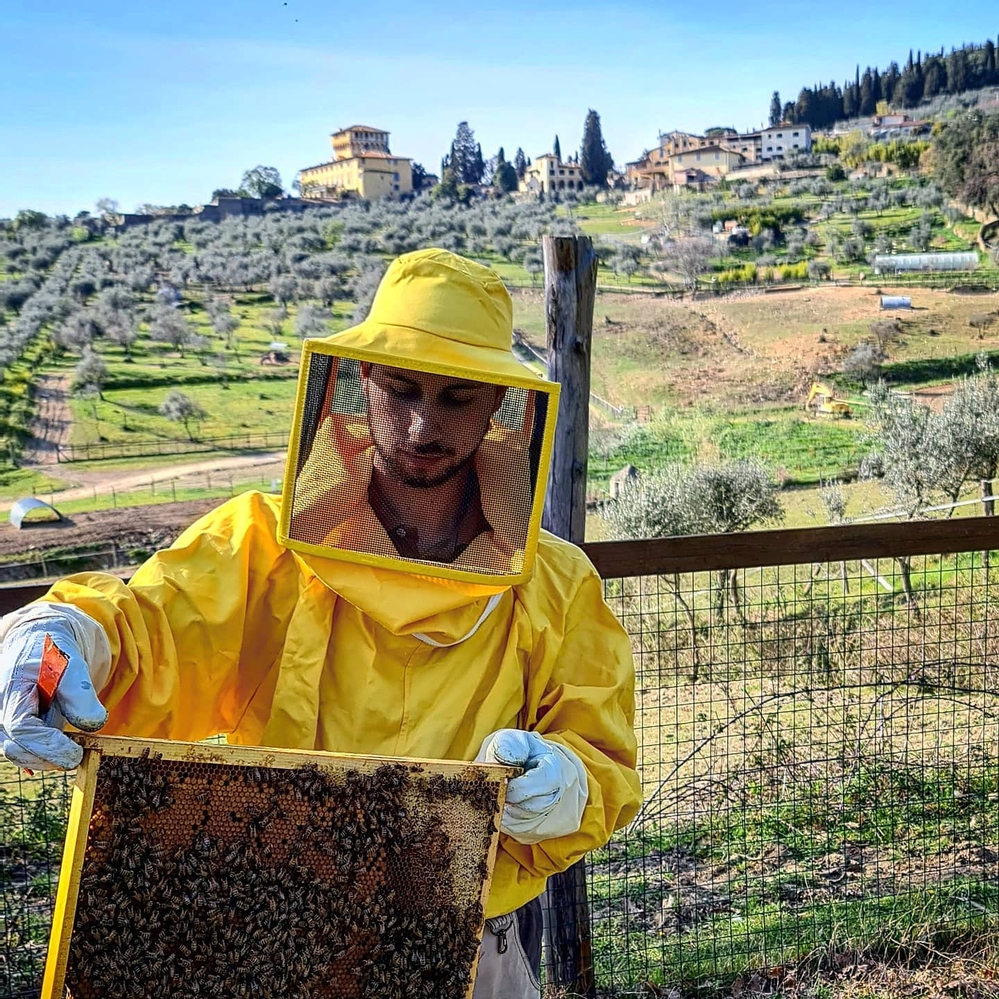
[574,520,999,996]
[4,519,999,997]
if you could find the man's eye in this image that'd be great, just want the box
[387,383,418,399]
[441,392,475,407]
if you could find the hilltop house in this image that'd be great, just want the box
[627,134,749,192]
[761,123,812,159]
[520,154,585,195]
[297,126,413,201]
[626,123,793,191]
[868,114,930,140]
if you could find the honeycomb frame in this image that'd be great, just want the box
[42,735,516,999]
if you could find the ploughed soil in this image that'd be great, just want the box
[0,500,219,580]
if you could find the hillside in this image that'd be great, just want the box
[1,154,998,557]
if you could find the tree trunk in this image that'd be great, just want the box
[669,574,700,682]
[896,555,920,618]
[730,569,747,626]
[713,569,729,625]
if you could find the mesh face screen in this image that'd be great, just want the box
[288,354,550,578]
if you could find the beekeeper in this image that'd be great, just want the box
[0,248,640,997]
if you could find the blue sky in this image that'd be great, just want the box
[1,0,995,217]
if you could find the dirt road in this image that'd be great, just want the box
[3,451,287,512]
[22,374,72,464]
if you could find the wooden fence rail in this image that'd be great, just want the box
[3,516,998,615]
[582,514,999,576]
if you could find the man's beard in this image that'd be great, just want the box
[373,441,475,488]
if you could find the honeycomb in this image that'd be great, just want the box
[59,745,505,999]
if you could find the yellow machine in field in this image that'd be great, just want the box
[805,381,852,418]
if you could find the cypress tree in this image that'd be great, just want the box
[860,67,876,116]
[553,135,562,161]
[843,79,859,119]
[923,57,945,98]
[493,148,518,192]
[448,122,481,184]
[769,91,783,127]
[580,109,613,188]
[513,148,528,179]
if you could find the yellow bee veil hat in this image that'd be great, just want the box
[279,249,560,586]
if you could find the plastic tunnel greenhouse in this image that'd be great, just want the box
[872,252,979,273]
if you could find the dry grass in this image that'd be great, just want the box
[513,286,999,413]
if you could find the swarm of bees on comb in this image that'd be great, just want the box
[60,747,504,999]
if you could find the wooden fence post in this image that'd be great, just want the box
[542,235,597,542]
[540,234,598,997]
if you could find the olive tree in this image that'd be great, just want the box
[862,382,949,613]
[603,459,783,673]
[264,304,287,338]
[818,478,852,591]
[149,306,202,356]
[52,312,95,354]
[661,236,716,291]
[72,347,108,400]
[206,296,240,349]
[159,390,207,441]
[688,462,784,625]
[935,355,999,516]
[295,303,331,338]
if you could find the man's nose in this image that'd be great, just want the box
[406,405,441,441]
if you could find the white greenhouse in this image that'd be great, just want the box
[872,252,979,274]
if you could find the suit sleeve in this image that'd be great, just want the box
[502,564,641,879]
[36,494,294,743]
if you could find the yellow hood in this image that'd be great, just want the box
[298,553,507,646]
[333,247,538,385]
[280,248,559,589]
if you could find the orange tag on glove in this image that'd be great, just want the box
[37,634,70,716]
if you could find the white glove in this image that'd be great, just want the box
[0,604,111,770]
[476,729,588,845]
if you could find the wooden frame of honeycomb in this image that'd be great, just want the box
[42,735,516,999]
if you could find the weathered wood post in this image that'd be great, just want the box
[542,235,597,541]
[540,234,598,996]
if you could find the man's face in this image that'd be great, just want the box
[361,363,506,488]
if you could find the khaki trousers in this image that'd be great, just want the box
[473,897,543,999]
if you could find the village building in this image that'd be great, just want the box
[760,123,812,159]
[732,131,763,162]
[627,138,749,192]
[297,126,413,201]
[868,114,930,139]
[520,154,585,195]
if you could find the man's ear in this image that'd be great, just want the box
[492,386,507,414]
